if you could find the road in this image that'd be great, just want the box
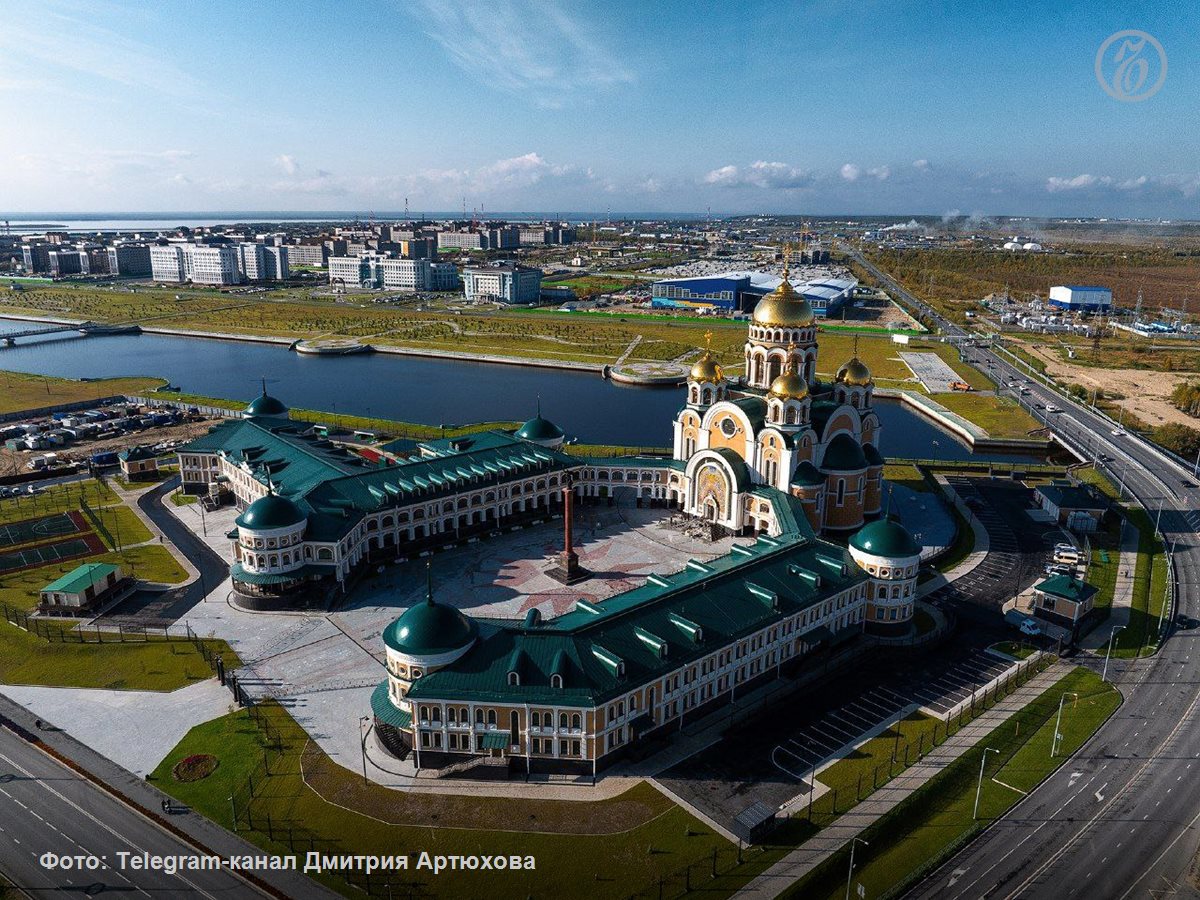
[0,723,264,898]
[847,247,1200,899]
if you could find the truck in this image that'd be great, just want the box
[89,451,119,467]
[950,380,974,392]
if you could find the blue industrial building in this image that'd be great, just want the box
[651,270,856,318]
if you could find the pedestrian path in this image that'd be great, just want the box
[733,661,1067,899]
[106,478,200,586]
[1079,521,1140,651]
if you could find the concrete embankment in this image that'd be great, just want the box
[875,387,1050,453]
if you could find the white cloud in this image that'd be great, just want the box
[840,163,861,182]
[867,165,891,181]
[702,161,813,190]
[275,155,299,176]
[1045,173,1111,192]
[414,1,633,107]
[913,159,930,171]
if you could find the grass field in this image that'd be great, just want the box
[934,392,1041,438]
[154,705,739,899]
[786,666,1120,900]
[0,370,165,415]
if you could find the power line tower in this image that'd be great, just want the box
[1134,287,1144,324]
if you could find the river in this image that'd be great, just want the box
[0,318,1035,461]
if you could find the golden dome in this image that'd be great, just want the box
[836,356,873,386]
[752,278,815,327]
[689,351,724,384]
[769,368,809,400]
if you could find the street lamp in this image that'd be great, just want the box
[845,838,868,900]
[974,747,1000,820]
[1102,625,1125,682]
[1051,692,1079,757]
[359,715,372,786]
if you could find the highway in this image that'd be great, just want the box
[0,723,265,898]
[846,247,1200,899]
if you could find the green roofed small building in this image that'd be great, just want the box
[39,563,126,615]
[847,518,921,636]
[1033,574,1098,634]
[118,445,159,481]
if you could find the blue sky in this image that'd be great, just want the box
[1,0,1197,217]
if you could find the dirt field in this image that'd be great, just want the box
[0,418,218,478]
[1022,342,1195,428]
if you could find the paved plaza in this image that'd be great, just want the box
[160,495,742,785]
[899,351,965,393]
[0,680,233,777]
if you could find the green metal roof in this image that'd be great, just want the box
[370,682,412,729]
[42,563,118,594]
[849,518,920,558]
[1036,575,1098,604]
[244,392,289,417]
[383,596,479,656]
[408,526,863,708]
[821,433,868,471]
[235,493,307,530]
[790,460,824,487]
[515,415,564,442]
[480,732,510,750]
[731,396,767,432]
[230,562,327,586]
[709,447,752,491]
[1037,482,1107,511]
[118,445,158,462]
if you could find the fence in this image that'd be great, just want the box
[625,653,1051,900]
[0,599,186,644]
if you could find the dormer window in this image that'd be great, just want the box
[550,673,563,689]
[508,671,520,686]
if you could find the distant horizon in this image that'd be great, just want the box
[3,210,1198,225]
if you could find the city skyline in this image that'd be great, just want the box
[1,0,1197,217]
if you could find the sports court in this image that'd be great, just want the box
[0,511,87,548]
[0,533,106,573]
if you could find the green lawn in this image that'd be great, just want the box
[0,609,233,691]
[0,370,165,415]
[883,463,930,494]
[86,503,153,548]
[934,392,1041,439]
[170,491,198,506]
[990,641,1037,660]
[785,667,1120,900]
[154,705,740,899]
[0,545,188,612]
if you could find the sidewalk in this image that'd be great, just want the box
[1079,521,1140,651]
[0,693,340,900]
[106,477,201,586]
[733,661,1068,899]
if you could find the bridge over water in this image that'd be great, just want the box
[0,321,141,346]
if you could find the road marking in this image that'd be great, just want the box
[0,748,226,900]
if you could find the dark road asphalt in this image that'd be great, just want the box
[848,247,1200,900]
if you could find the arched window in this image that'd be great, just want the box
[550,673,563,689]
[836,479,846,506]
[509,710,520,746]
[531,711,541,728]
[559,713,568,729]
[507,671,519,686]
[487,709,497,726]
[571,713,582,729]
[475,708,484,725]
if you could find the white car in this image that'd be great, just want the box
[1019,618,1042,637]
[1111,429,1126,437]
[1046,405,1061,413]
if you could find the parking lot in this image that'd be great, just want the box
[927,478,1057,616]
[658,638,1016,829]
